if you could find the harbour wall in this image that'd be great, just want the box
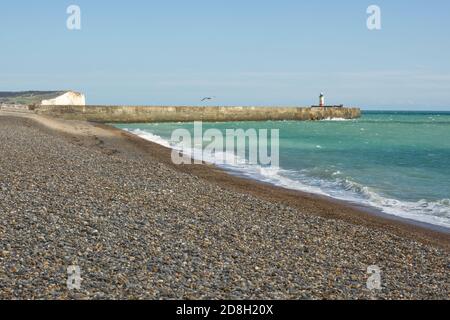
[32,105,361,123]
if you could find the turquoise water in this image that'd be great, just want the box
[115,111,450,228]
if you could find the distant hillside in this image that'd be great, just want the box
[0,91,67,105]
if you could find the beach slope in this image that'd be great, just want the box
[0,112,448,299]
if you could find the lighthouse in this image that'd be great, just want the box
[319,93,325,107]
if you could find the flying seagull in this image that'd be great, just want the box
[201,96,215,102]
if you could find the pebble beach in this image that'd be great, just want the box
[0,113,448,300]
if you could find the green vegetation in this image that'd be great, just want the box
[0,91,67,105]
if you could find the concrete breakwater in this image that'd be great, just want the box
[32,105,361,123]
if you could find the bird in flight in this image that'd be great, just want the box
[201,96,215,102]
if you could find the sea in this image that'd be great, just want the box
[114,111,450,229]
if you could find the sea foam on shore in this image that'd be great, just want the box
[116,112,450,229]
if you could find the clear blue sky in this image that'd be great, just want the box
[1,0,450,109]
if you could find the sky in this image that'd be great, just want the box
[1,0,450,110]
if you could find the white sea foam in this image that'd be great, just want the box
[320,118,354,122]
[123,129,172,149]
[332,178,450,227]
[124,128,450,229]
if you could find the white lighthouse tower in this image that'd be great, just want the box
[319,93,325,107]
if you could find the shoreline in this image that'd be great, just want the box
[1,111,449,299]
[104,124,449,249]
[118,124,450,237]
[9,111,449,247]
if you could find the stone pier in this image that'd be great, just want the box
[32,105,361,123]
